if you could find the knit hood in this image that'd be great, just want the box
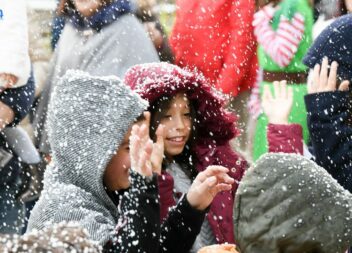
[234,153,352,253]
[303,14,352,83]
[124,62,238,147]
[27,70,148,244]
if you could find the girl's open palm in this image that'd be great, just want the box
[262,80,293,124]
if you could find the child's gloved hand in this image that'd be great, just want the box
[186,165,234,211]
[308,57,350,94]
[262,80,293,124]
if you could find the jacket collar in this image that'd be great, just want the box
[67,0,131,31]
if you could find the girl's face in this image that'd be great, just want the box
[73,0,102,17]
[160,93,192,159]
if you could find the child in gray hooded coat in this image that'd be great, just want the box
[27,70,234,252]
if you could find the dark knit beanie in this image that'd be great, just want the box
[303,14,352,83]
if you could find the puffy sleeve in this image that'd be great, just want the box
[253,5,305,67]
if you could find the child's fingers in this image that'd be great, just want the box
[205,176,217,189]
[138,140,153,176]
[214,172,235,185]
[273,81,280,99]
[319,57,329,89]
[327,61,338,91]
[143,111,151,136]
[197,166,229,182]
[262,85,272,103]
[155,124,165,145]
[339,80,350,91]
[281,80,288,99]
[138,151,149,176]
[138,123,149,142]
[214,183,233,194]
[129,126,140,162]
[312,64,321,93]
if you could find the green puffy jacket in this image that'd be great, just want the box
[234,153,352,253]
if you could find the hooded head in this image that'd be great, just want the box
[303,14,352,84]
[234,153,352,253]
[28,70,148,244]
[1,222,100,253]
[47,69,147,207]
[124,62,238,149]
[124,63,246,244]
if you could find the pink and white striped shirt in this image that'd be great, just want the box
[253,5,305,67]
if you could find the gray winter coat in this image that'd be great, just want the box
[234,153,352,253]
[27,70,148,244]
[34,14,159,154]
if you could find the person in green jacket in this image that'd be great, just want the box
[252,0,313,161]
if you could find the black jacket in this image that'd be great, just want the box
[305,91,352,192]
[105,172,205,253]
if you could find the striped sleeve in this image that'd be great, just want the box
[253,12,305,67]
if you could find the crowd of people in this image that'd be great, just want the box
[0,0,352,252]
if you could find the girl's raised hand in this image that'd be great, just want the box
[186,166,234,211]
[129,111,165,176]
[129,123,153,177]
[262,80,293,124]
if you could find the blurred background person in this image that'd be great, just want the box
[0,0,36,235]
[32,0,159,164]
[169,0,258,156]
[251,0,314,161]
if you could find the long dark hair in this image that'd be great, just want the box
[149,93,198,180]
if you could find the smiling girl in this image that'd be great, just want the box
[125,62,248,251]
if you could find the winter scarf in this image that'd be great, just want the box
[67,0,131,31]
[124,62,248,243]
[234,153,352,253]
[27,70,148,244]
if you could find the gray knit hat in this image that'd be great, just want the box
[234,153,352,253]
[27,70,148,243]
[47,69,148,203]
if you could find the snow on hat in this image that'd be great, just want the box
[234,153,352,253]
[124,62,238,145]
[303,14,352,83]
[47,70,148,198]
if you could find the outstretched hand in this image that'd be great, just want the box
[308,57,350,94]
[186,166,235,211]
[262,80,293,124]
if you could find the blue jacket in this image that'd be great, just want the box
[305,91,352,192]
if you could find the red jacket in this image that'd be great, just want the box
[124,63,246,244]
[124,63,303,245]
[169,0,258,96]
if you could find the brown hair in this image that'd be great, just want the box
[56,0,114,16]
[149,93,198,179]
